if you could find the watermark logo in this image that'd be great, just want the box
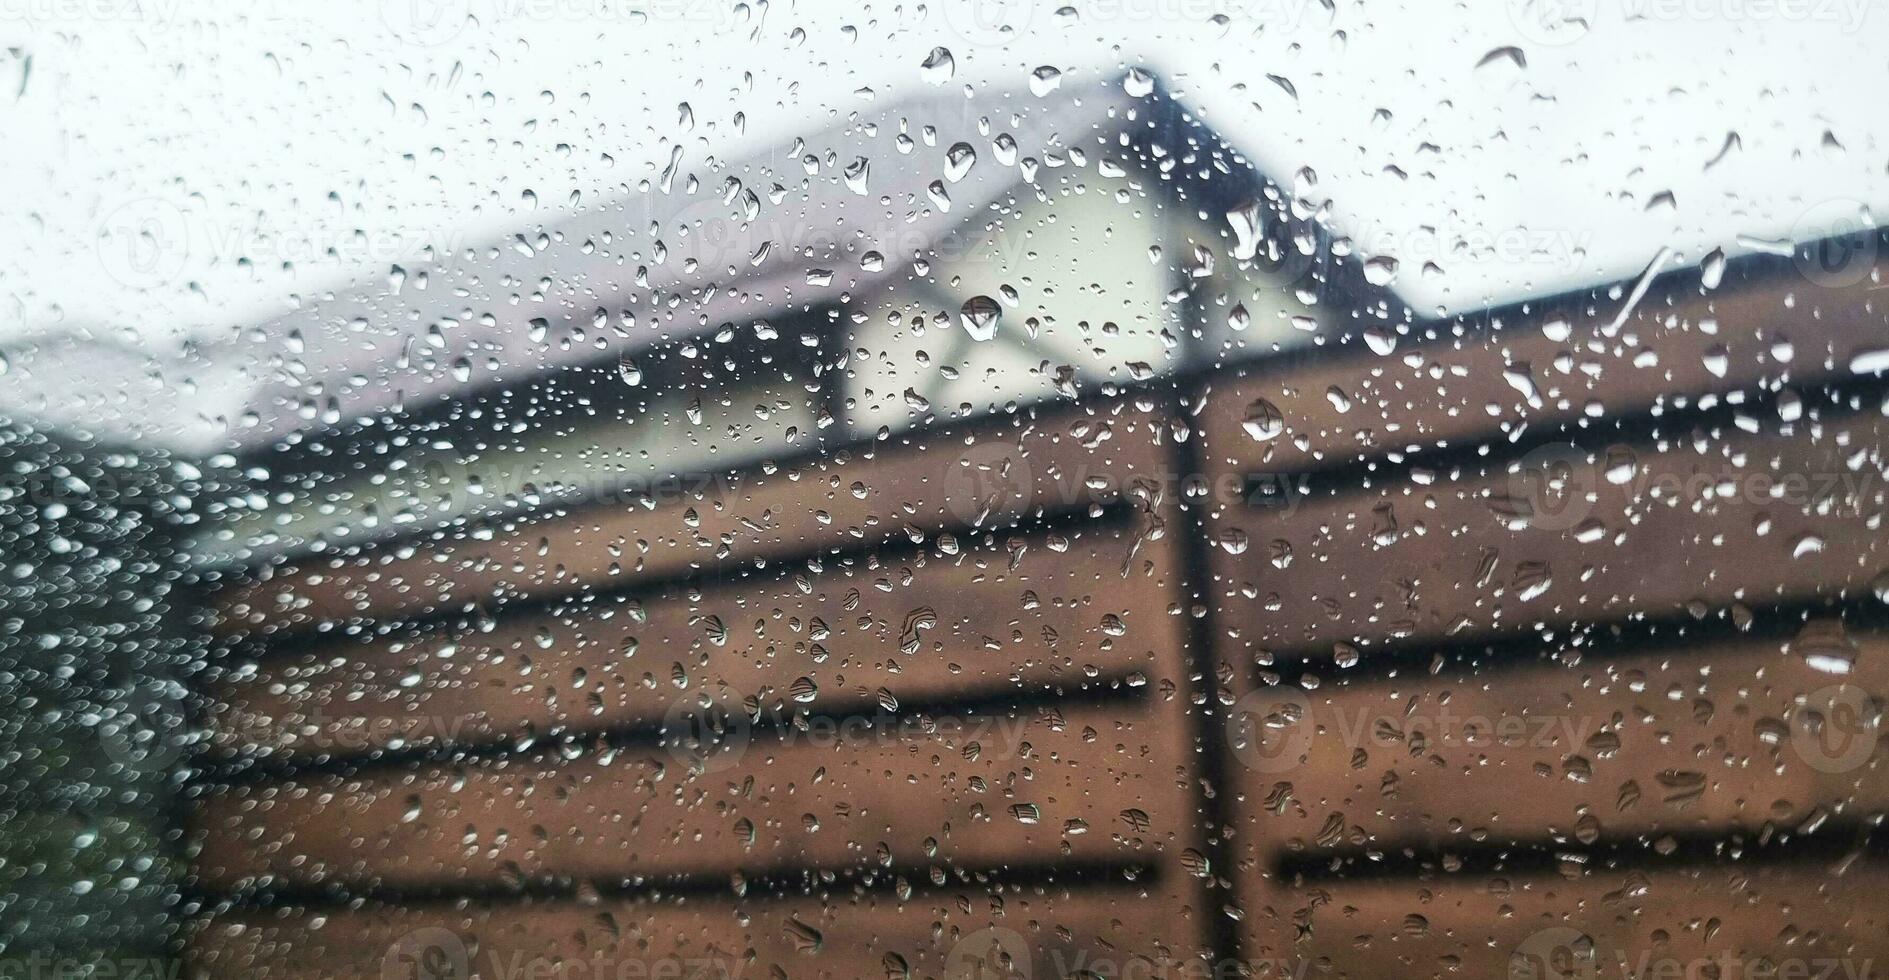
[98,685,188,772]
[934,0,1341,45]
[1510,929,1878,980]
[0,0,276,30]
[1629,0,1871,31]
[381,0,472,45]
[382,927,471,980]
[1791,198,1878,289]
[1223,689,1601,775]
[377,0,748,47]
[659,692,752,775]
[378,935,756,980]
[92,194,473,290]
[654,698,1043,777]
[654,186,1031,282]
[1224,687,1315,774]
[217,703,479,756]
[945,927,1032,980]
[1507,0,1870,46]
[663,194,782,278]
[96,197,190,291]
[1499,442,1879,537]
[0,953,181,980]
[940,438,1033,525]
[1510,927,1603,980]
[1244,472,1304,515]
[937,0,1039,46]
[1790,683,1882,774]
[1352,223,1596,279]
[1506,0,1600,45]
[1502,443,1597,533]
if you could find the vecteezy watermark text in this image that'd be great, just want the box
[1225,686,1601,774]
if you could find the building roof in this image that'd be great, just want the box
[5,7,1884,454]
[1,75,1388,455]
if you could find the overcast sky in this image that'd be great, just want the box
[1,0,1883,443]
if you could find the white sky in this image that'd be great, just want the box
[1,0,1885,445]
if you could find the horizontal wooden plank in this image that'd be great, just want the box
[213,400,1175,638]
[1201,258,1889,477]
[1226,631,1889,855]
[207,518,1185,759]
[1242,862,1889,980]
[190,882,1209,980]
[191,699,1197,892]
[1208,416,1889,655]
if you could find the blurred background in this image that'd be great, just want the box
[2,2,1888,978]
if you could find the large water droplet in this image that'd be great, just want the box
[1242,398,1284,441]
[843,157,870,195]
[919,46,955,84]
[1227,304,1251,333]
[959,295,1002,341]
[1028,65,1063,96]
[1701,248,1727,290]
[1792,620,1858,675]
[1227,200,1261,262]
[944,142,976,182]
[1849,348,1889,374]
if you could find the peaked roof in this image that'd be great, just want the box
[2,75,1394,456]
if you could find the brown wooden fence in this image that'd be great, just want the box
[187,254,1889,980]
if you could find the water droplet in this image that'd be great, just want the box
[900,607,939,655]
[1362,256,1399,286]
[1226,303,1251,332]
[1476,46,1527,72]
[1503,362,1543,409]
[782,919,823,953]
[944,142,976,182]
[1028,65,1062,96]
[1242,398,1285,441]
[1702,346,1730,378]
[1226,199,1261,262]
[919,46,955,84]
[1701,248,1727,290]
[1792,620,1858,675]
[959,295,1002,341]
[1849,348,1889,374]
[843,157,870,195]
[992,133,1018,167]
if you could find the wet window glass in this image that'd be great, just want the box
[2,5,1886,980]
